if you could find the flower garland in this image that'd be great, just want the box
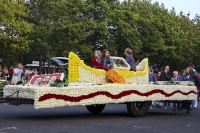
[38,89,196,102]
[106,69,126,84]
[3,84,197,109]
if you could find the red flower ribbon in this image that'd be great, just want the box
[91,58,108,71]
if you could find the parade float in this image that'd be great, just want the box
[0,80,9,95]
[1,52,197,117]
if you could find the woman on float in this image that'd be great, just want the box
[124,48,136,71]
[100,49,114,70]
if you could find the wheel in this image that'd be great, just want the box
[86,104,106,114]
[127,101,150,117]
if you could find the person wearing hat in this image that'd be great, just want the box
[171,71,182,111]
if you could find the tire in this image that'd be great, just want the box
[127,101,150,117]
[86,104,106,114]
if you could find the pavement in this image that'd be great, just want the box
[0,103,199,133]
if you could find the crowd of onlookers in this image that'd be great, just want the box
[149,65,200,114]
[0,63,66,82]
[0,64,14,80]
[0,64,39,84]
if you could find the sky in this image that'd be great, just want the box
[151,0,199,19]
[120,0,200,19]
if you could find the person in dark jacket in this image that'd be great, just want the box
[124,48,136,71]
[159,66,172,110]
[159,66,172,81]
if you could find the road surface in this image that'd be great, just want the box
[0,103,199,133]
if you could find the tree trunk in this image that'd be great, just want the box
[39,55,42,75]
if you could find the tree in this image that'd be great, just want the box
[25,0,58,74]
[0,0,32,59]
[191,15,200,71]
[20,0,200,73]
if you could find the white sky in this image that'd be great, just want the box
[120,0,200,19]
[151,0,199,19]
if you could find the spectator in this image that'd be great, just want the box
[0,66,3,79]
[124,48,136,71]
[156,72,161,81]
[198,74,200,102]
[149,67,157,108]
[42,68,47,74]
[3,66,9,80]
[182,67,200,114]
[9,66,14,80]
[0,65,2,72]
[182,72,186,77]
[25,68,31,77]
[171,71,182,82]
[171,71,182,111]
[13,63,23,85]
[154,71,162,108]
[149,68,156,82]
[159,66,172,110]
[159,66,172,81]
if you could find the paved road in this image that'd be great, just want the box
[0,103,199,133]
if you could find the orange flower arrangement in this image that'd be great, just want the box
[106,69,126,84]
[91,58,127,84]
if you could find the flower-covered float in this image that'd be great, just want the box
[2,52,197,117]
[0,80,9,95]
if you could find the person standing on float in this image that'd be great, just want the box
[124,48,136,71]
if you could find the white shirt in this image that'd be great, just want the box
[14,68,23,82]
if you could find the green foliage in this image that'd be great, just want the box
[0,0,32,57]
[1,0,200,72]
[50,79,65,87]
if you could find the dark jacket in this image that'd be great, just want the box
[159,71,172,81]
[126,55,136,71]
[182,75,200,87]
[170,76,182,81]
[149,73,157,82]
[102,57,114,70]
